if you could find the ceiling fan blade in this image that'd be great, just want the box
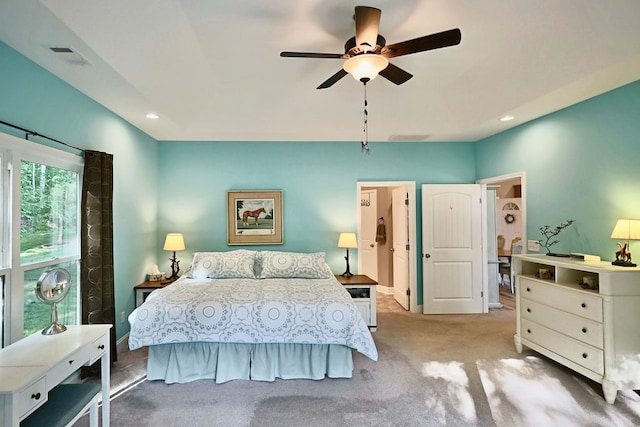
[355,6,381,52]
[317,69,348,89]
[280,51,344,59]
[381,28,461,58]
[379,63,413,86]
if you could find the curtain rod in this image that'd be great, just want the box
[0,119,86,153]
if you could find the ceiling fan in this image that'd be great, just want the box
[280,5,462,89]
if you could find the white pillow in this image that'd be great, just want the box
[189,250,257,279]
[257,251,333,279]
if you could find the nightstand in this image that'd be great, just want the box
[134,280,173,307]
[335,274,377,331]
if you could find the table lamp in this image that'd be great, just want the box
[164,233,186,281]
[610,219,640,267]
[338,232,358,277]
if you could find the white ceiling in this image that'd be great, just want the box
[1,0,640,142]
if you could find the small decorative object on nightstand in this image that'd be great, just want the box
[163,233,186,282]
[335,274,377,331]
[610,218,640,267]
[337,232,357,277]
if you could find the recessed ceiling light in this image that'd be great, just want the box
[146,113,159,119]
[500,115,514,122]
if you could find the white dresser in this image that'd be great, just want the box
[0,324,111,426]
[513,254,640,404]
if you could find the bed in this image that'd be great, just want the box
[128,250,378,383]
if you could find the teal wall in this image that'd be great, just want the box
[0,42,159,341]
[476,80,640,259]
[3,38,640,338]
[157,140,476,304]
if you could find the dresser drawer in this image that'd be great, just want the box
[521,298,603,348]
[18,376,47,419]
[519,278,603,322]
[521,318,604,375]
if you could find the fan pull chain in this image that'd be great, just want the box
[361,82,370,154]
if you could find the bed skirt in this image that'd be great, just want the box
[147,342,354,384]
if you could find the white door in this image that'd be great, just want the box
[392,188,410,310]
[360,189,378,281]
[422,184,485,314]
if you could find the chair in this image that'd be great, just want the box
[509,240,524,293]
[498,257,511,290]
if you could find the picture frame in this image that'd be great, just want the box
[227,190,283,245]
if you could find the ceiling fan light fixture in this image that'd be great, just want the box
[343,54,389,83]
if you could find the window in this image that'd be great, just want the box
[0,132,83,346]
[20,161,78,264]
[20,160,80,337]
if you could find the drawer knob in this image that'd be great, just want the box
[526,308,531,313]
[527,329,531,334]
[582,327,587,333]
[31,392,41,400]
[582,353,588,359]
[68,359,74,365]
[526,287,531,292]
[98,344,105,350]
[581,303,587,308]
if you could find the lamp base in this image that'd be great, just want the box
[341,249,353,277]
[163,251,181,283]
[42,323,67,335]
[612,260,637,267]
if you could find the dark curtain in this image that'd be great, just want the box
[81,150,117,372]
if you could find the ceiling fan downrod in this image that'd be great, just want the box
[361,80,370,154]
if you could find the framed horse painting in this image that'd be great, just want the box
[227,190,283,245]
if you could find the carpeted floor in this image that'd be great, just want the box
[74,290,640,426]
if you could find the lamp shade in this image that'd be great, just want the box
[338,232,358,249]
[163,233,186,251]
[610,219,640,240]
[343,54,389,82]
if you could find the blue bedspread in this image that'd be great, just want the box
[128,276,378,361]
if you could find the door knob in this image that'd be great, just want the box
[370,243,374,248]
[390,248,395,252]
[424,253,431,258]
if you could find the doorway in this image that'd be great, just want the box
[357,181,418,312]
[477,172,527,302]
[477,172,526,253]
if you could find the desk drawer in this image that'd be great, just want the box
[86,333,109,365]
[519,278,603,322]
[521,298,604,348]
[48,346,92,387]
[521,318,604,375]
[18,376,47,419]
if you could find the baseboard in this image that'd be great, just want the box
[116,333,129,354]
[376,286,394,295]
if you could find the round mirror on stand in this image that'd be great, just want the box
[35,268,72,335]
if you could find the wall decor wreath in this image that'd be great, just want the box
[504,213,516,224]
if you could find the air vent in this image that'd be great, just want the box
[387,134,431,141]
[47,46,91,66]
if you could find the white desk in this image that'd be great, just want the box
[0,325,111,426]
